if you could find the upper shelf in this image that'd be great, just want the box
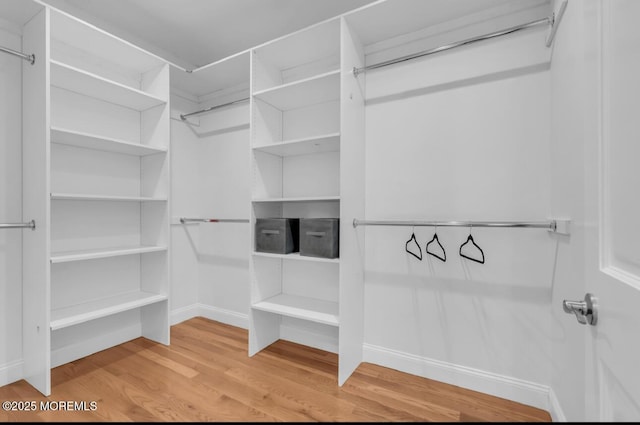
[51,127,167,156]
[50,60,167,111]
[51,193,167,202]
[253,18,340,80]
[51,245,167,264]
[253,133,340,157]
[253,70,340,111]
[171,51,250,99]
[50,8,166,77]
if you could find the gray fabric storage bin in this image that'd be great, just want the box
[255,218,299,254]
[300,218,339,258]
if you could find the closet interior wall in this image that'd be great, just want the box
[170,56,251,327]
[0,17,25,386]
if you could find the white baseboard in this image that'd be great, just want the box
[197,304,248,329]
[548,387,567,422]
[0,359,23,387]
[171,303,200,325]
[363,343,551,413]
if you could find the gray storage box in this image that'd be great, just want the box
[300,218,339,258]
[255,218,300,254]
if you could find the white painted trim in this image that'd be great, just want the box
[549,386,568,422]
[170,304,200,325]
[198,304,249,330]
[0,359,23,387]
[363,343,550,412]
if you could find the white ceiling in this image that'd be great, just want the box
[38,0,376,69]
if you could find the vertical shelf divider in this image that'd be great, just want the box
[337,16,366,386]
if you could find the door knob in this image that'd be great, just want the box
[562,293,597,326]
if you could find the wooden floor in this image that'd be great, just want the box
[0,317,551,422]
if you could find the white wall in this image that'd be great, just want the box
[196,101,250,327]
[169,94,201,323]
[0,26,24,385]
[170,92,250,327]
[362,26,554,408]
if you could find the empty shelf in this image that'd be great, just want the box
[253,70,340,111]
[252,196,340,203]
[51,127,167,156]
[253,133,340,157]
[50,291,167,331]
[50,60,167,111]
[51,193,167,202]
[252,293,339,326]
[253,252,339,264]
[51,245,167,264]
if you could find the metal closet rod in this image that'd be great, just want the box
[0,45,35,64]
[180,98,250,120]
[0,220,36,230]
[180,218,249,224]
[353,219,557,231]
[352,0,568,77]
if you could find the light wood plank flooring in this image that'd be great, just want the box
[0,317,551,422]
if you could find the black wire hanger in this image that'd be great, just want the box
[459,225,485,264]
[405,226,422,260]
[426,225,446,262]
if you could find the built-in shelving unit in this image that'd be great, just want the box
[22,4,170,396]
[249,16,365,386]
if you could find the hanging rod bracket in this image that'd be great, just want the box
[546,0,568,47]
[551,219,571,235]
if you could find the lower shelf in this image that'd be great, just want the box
[50,291,167,331]
[252,293,339,327]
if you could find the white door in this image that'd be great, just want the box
[579,0,640,420]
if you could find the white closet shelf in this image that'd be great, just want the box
[253,133,340,157]
[51,127,167,156]
[252,294,339,327]
[253,252,339,264]
[51,193,168,202]
[252,196,340,203]
[253,70,340,111]
[50,291,167,331]
[51,9,166,77]
[51,245,167,264]
[50,60,167,111]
